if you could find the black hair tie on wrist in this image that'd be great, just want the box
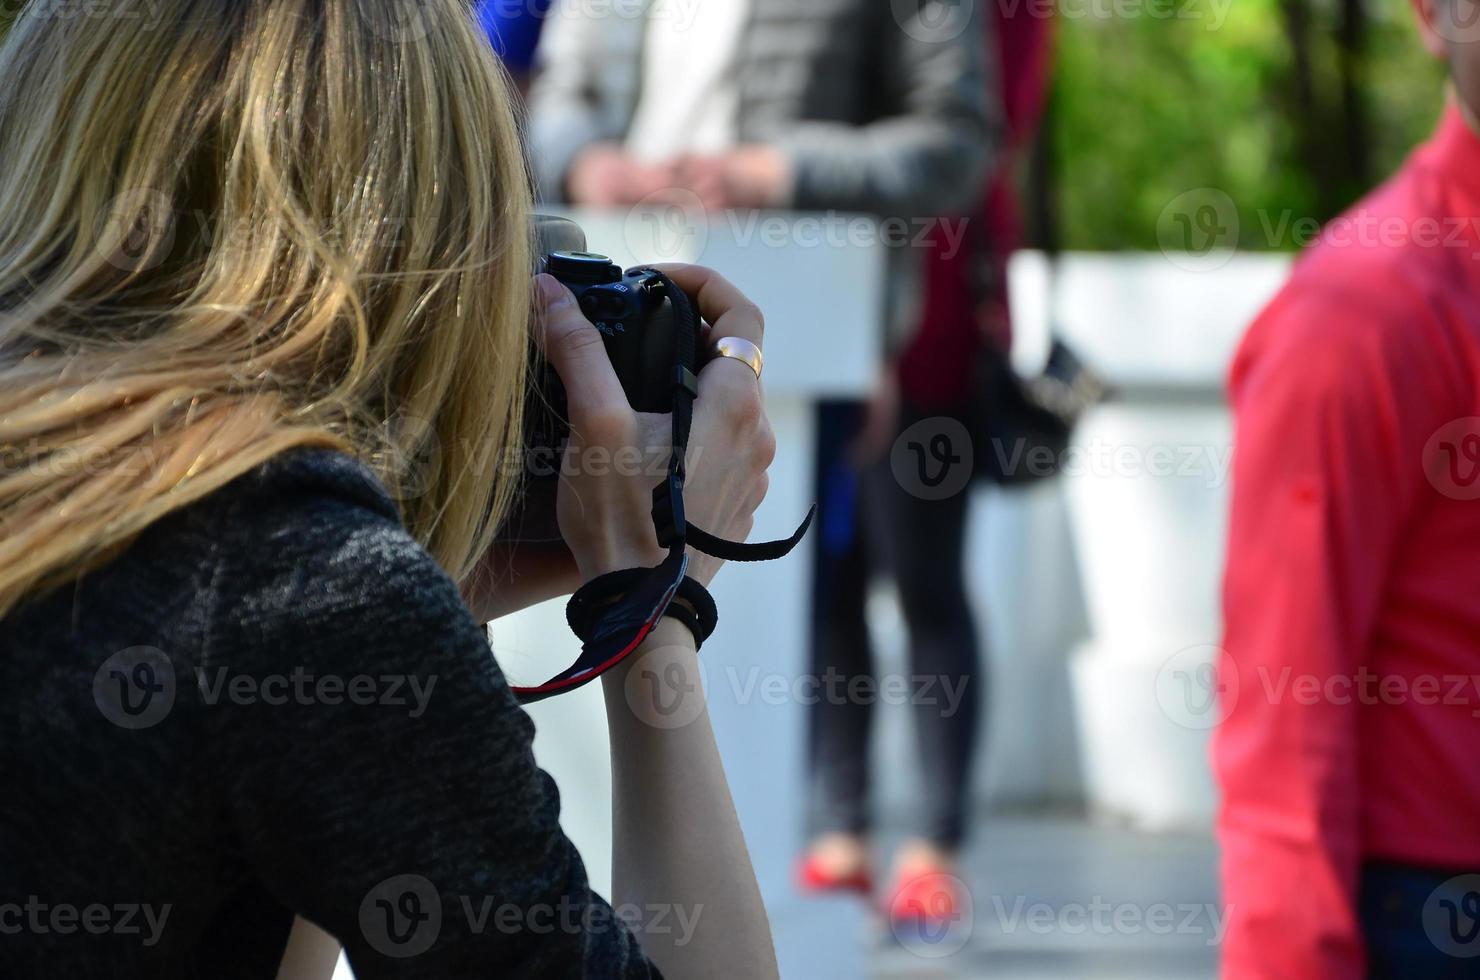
[566,570,717,650]
[667,576,719,647]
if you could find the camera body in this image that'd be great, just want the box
[504,216,688,543]
[545,253,675,413]
[526,214,683,453]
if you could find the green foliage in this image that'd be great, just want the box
[1050,1,1446,250]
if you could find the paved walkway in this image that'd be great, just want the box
[780,813,1221,980]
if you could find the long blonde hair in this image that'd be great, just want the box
[0,0,533,617]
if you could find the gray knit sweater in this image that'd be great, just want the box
[0,450,659,978]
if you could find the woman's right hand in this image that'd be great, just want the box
[532,267,774,587]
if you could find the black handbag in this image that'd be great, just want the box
[969,331,1104,487]
[968,85,1106,486]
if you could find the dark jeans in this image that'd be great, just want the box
[805,400,982,849]
[1361,862,1480,978]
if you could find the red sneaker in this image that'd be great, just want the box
[885,869,971,954]
[795,852,874,896]
[886,868,962,923]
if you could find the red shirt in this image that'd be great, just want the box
[1217,103,1480,978]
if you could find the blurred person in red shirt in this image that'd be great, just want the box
[1216,1,1480,975]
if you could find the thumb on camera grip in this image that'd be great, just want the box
[532,273,626,426]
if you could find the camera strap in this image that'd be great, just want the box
[510,270,813,705]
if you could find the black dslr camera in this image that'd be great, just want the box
[501,216,810,603]
[525,215,686,454]
[502,216,697,544]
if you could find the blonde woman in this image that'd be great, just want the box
[0,2,778,978]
